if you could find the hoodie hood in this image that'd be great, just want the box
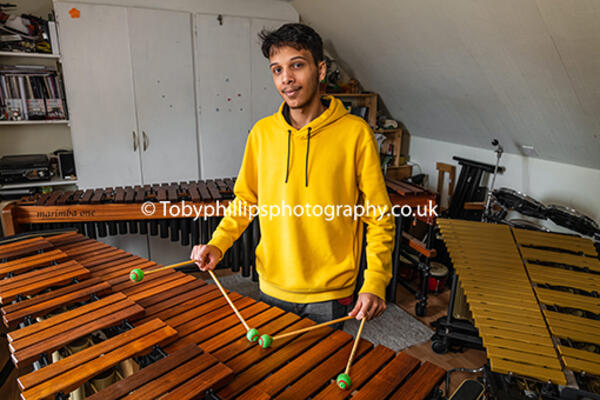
[276,95,349,186]
[275,95,349,138]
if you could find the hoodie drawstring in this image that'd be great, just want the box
[284,127,311,187]
[284,130,291,183]
[305,127,311,187]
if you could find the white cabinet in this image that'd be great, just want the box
[250,18,288,122]
[55,3,199,189]
[56,3,199,259]
[56,3,141,189]
[128,8,199,184]
[54,3,292,260]
[195,15,252,179]
[195,15,286,179]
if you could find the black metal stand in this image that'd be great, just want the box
[205,388,223,400]
[430,273,482,354]
[394,219,436,316]
[448,157,505,220]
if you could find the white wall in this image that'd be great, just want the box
[291,0,600,170]
[410,135,600,224]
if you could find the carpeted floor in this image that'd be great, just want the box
[206,274,432,352]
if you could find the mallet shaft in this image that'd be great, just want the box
[207,269,251,332]
[140,260,251,332]
[271,315,354,341]
[143,260,196,275]
[345,317,366,375]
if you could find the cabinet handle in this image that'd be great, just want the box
[132,131,138,152]
[142,131,149,151]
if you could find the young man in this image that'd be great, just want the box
[191,23,395,325]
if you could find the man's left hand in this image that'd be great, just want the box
[348,292,386,321]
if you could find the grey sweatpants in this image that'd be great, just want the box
[258,291,350,331]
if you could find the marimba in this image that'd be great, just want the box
[1,178,236,244]
[0,178,264,279]
[435,219,600,398]
[0,230,446,400]
[2,177,440,308]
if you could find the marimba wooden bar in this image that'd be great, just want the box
[0,231,446,400]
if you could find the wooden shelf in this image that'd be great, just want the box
[0,120,69,126]
[386,165,413,180]
[0,177,77,190]
[327,92,378,128]
[0,51,60,59]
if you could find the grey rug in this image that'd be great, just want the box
[207,273,432,351]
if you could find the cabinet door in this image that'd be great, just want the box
[128,8,199,184]
[55,2,142,189]
[250,18,289,122]
[195,15,252,179]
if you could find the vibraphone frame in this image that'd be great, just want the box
[433,219,600,399]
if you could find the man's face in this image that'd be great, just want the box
[269,45,326,109]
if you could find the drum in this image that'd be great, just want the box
[492,188,547,219]
[398,254,416,280]
[545,204,599,237]
[428,262,449,293]
[508,218,550,232]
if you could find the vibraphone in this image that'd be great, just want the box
[2,177,440,307]
[436,219,600,398]
[0,230,446,400]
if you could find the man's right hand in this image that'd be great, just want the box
[190,244,222,271]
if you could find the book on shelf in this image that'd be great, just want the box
[0,65,67,121]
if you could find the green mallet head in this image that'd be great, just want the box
[246,328,260,342]
[336,373,351,390]
[258,334,272,349]
[129,268,144,282]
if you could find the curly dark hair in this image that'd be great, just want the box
[259,23,323,66]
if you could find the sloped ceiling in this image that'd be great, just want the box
[291,0,600,169]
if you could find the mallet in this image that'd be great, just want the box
[337,317,367,390]
[129,260,193,282]
[129,260,260,342]
[258,315,354,349]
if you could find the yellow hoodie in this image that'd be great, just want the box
[208,95,395,303]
